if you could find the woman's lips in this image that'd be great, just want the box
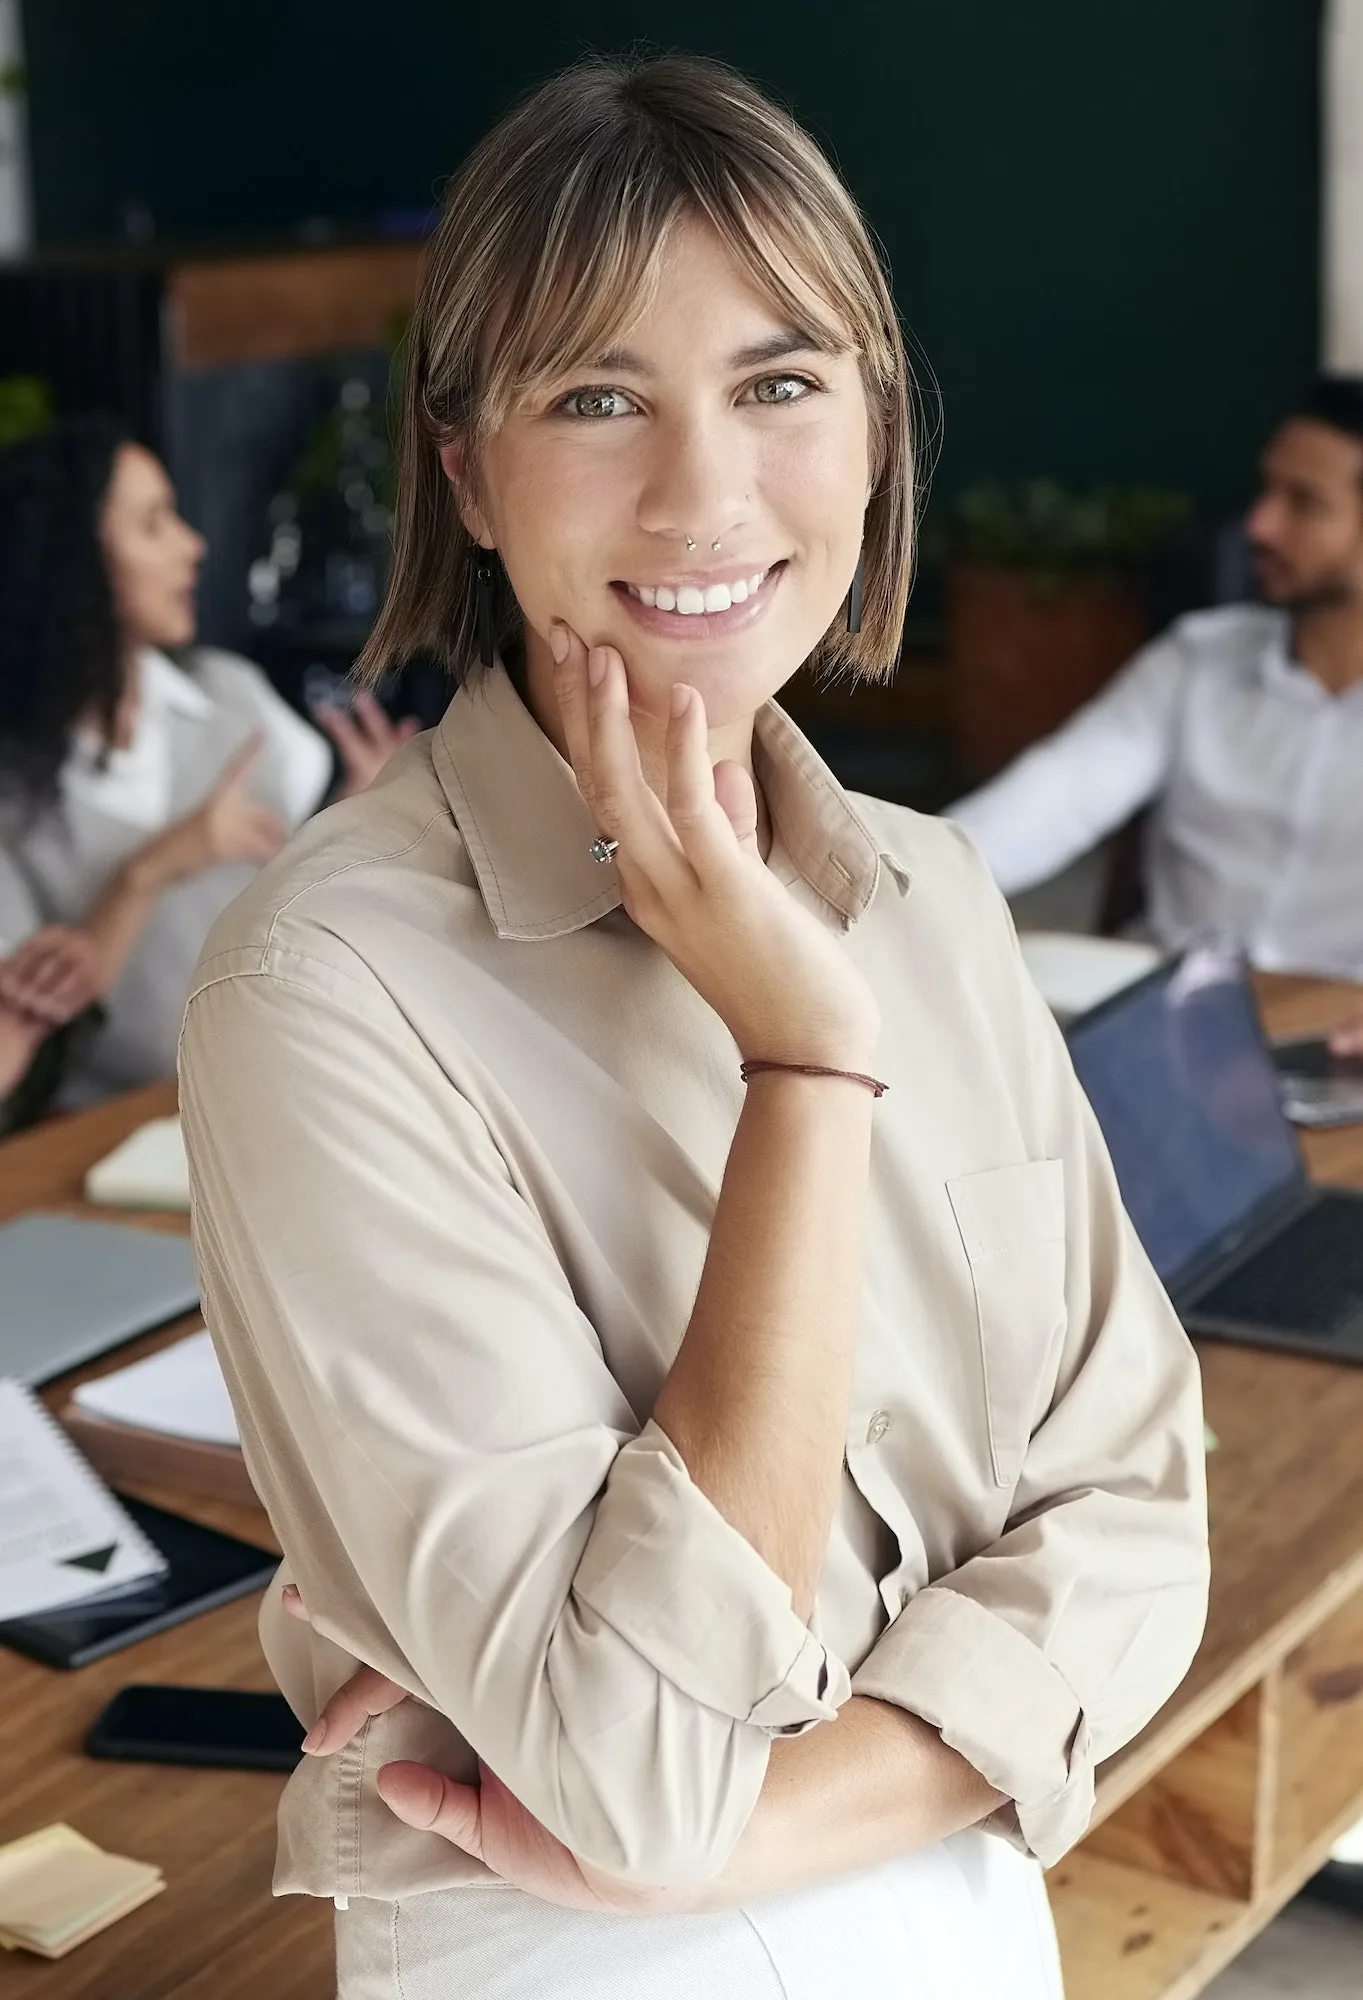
[611,561,785,640]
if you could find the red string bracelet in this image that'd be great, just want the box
[739,1060,888,1098]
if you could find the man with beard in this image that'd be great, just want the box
[949,377,1363,1043]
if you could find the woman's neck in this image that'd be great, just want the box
[108,648,143,751]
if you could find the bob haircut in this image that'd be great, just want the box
[358,53,916,689]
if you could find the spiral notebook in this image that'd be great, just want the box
[0,1380,167,1623]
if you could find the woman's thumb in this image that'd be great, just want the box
[376,1762,482,1855]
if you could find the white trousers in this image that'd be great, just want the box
[334,1830,1063,1999]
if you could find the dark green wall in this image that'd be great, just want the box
[21,1,1320,509]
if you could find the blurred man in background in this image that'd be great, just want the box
[950,378,1363,1041]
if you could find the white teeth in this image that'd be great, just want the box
[627,566,771,615]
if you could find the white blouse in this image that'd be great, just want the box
[0,646,331,1102]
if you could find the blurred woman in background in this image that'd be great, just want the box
[0,417,412,1120]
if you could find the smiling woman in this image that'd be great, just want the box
[179,52,1209,2000]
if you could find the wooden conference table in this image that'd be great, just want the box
[1,975,1362,1999]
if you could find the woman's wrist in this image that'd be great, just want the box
[121,823,196,897]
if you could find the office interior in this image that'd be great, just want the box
[0,2,1361,1996]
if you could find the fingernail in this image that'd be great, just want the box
[587,649,608,687]
[670,683,689,718]
[301,1721,327,1753]
[549,623,569,664]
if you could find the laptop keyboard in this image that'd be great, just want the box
[1195,1197,1363,1337]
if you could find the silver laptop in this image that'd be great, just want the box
[0,1214,199,1386]
[1066,943,1363,1361]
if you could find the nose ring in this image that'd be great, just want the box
[711,538,722,552]
[685,536,696,551]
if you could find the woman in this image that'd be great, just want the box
[180,56,1209,2000]
[0,418,413,1115]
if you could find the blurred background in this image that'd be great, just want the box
[0,0,1326,806]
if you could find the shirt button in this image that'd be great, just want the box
[865,1409,891,1445]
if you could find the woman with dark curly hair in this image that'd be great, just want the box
[0,418,412,1119]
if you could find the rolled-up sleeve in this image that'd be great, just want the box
[851,907,1210,1866]
[180,943,847,1889]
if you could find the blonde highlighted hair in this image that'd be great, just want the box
[358,53,916,687]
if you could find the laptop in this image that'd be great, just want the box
[0,1213,199,1387]
[1065,942,1363,1361]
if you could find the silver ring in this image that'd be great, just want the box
[587,836,619,865]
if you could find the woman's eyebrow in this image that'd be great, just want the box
[588,328,842,376]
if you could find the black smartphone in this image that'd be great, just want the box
[86,1684,304,1772]
[0,1497,277,1669]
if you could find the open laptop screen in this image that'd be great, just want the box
[1065,945,1302,1287]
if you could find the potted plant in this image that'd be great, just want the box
[941,479,1189,779]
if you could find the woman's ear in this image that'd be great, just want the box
[438,440,494,549]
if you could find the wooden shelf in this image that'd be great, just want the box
[1051,1574,1363,1998]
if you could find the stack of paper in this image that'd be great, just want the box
[0,1380,167,1622]
[1018,930,1161,1022]
[69,1330,238,1446]
[0,1824,163,1958]
[84,1117,190,1211]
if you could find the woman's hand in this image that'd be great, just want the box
[550,626,880,1068]
[134,734,289,890]
[1330,1014,1363,1058]
[313,690,421,798]
[0,927,106,1025]
[281,1587,683,1915]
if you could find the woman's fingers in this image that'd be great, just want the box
[376,1761,483,1856]
[1330,1015,1363,1057]
[711,759,761,856]
[549,623,597,808]
[300,1664,410,1753]
[584,648,684,886]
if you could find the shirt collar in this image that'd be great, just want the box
[137,648,216,722]
[1252,614,1363,705]
[432,663,902,942]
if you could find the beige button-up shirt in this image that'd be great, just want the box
[180,664,1208,1902]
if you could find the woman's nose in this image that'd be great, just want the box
[634,416,753,551]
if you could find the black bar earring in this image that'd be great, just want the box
[475,555,497,668]
[846,551,865,635]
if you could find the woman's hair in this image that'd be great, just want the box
[0,416,128,808]
[358,53,916,689]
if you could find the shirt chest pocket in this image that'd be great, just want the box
[946,1159,1067,1490]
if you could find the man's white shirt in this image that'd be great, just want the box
[950,604,1363,979]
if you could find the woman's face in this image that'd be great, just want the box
[99,444,206,653]
[457,216,872,730]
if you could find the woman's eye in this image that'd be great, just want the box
[558,387,636,420]
[750,374,815,406]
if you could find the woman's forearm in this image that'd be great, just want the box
[697,1695,1003,1909]
[652,1070,875,1618]
[82,835,183,989]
